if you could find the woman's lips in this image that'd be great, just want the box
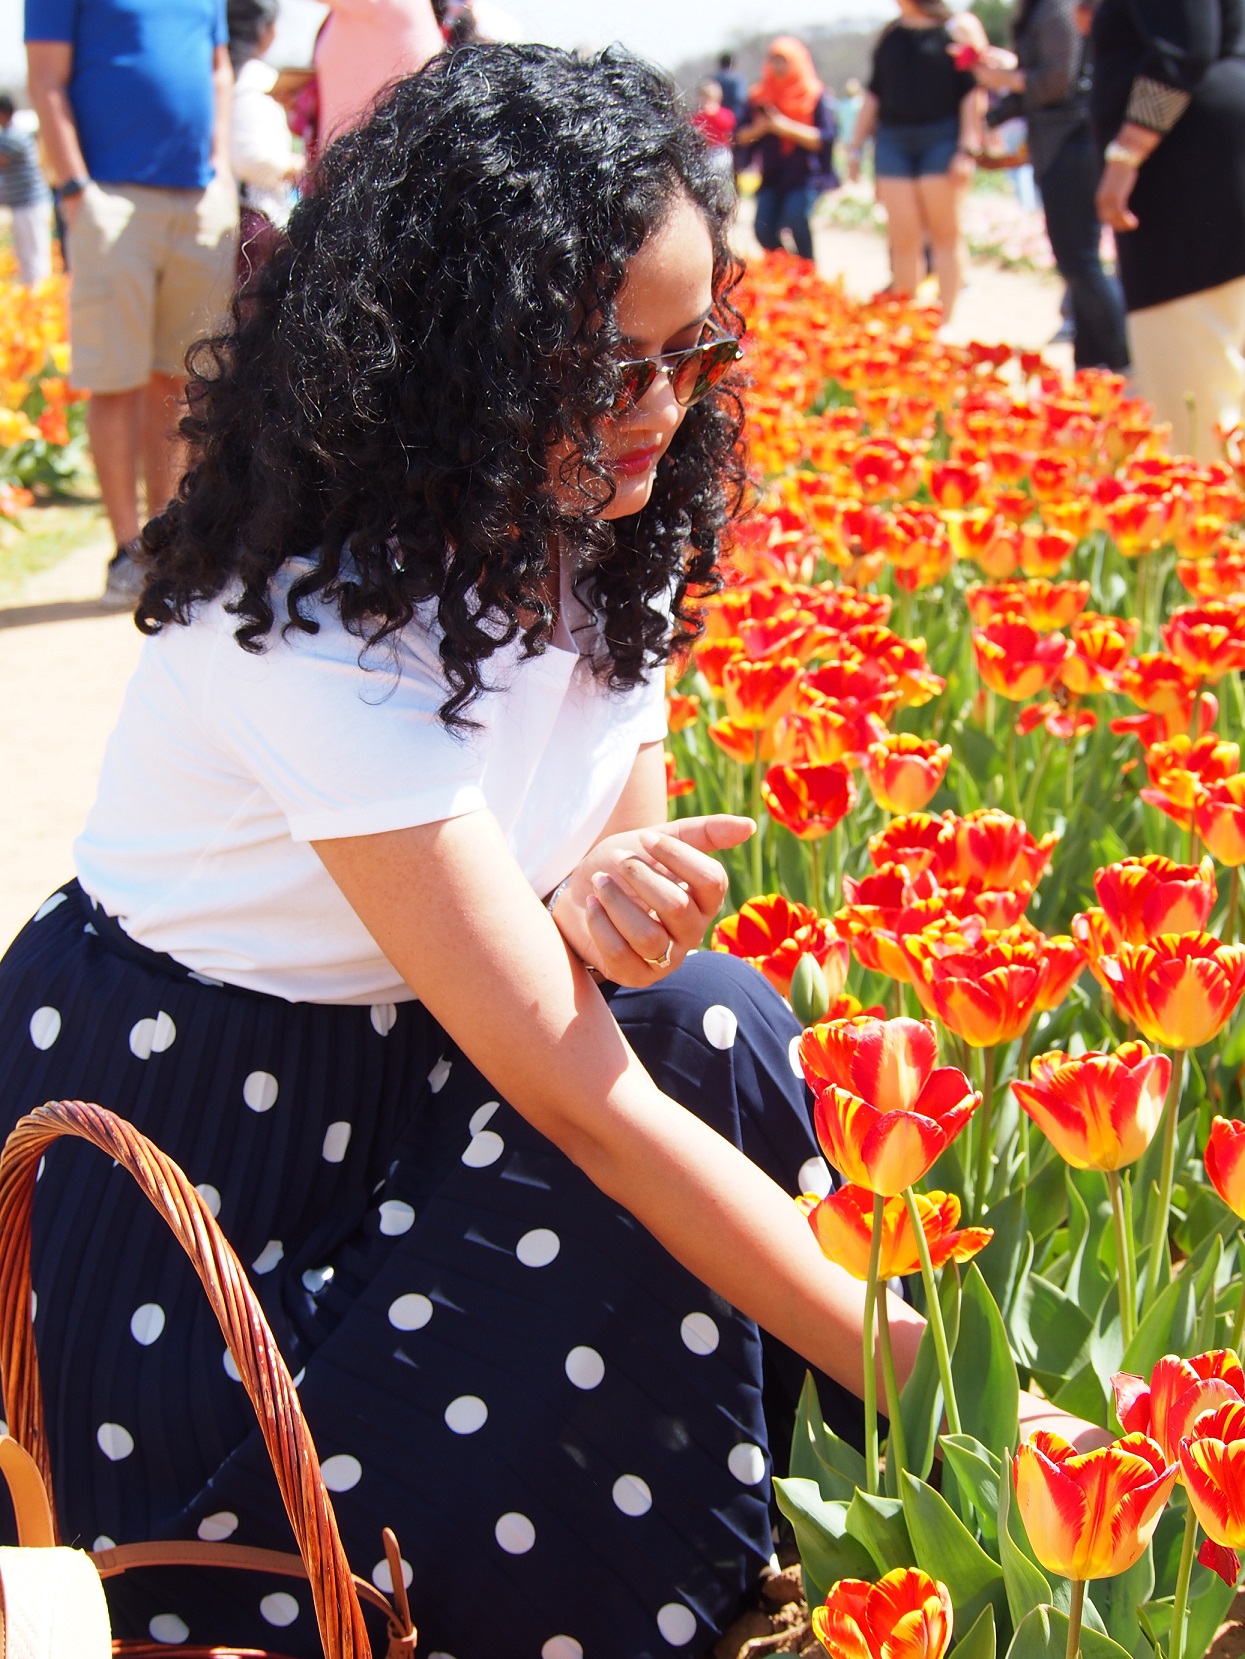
[612,444,662,478]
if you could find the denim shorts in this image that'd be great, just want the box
[874,116,961,179]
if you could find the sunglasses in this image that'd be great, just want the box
[612,332,743,412]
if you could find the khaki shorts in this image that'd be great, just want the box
[67,177,238,393]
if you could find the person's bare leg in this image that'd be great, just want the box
[87,387,144,548]
[916,173,964,318]
[875,178,924,297]
[142,373,190,520]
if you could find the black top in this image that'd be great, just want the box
[869,22,978,127]
[743,92,840,193]
[1015,0,1091,174]
[1091,0,1245,308]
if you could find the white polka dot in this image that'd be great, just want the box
[28,1007,60,1051]
[428,1057,453,1093]
[657,1603,697,1646]
[243,1070,279,1113]
[702,1004,738,1050]
[798,1156,833,1199]
[197,1512,237,1542]
[462,1130,504,1168]
[516,1228,560,1268]
[680,1312,720,1356]
[389,1292,433,1331]
[542,1640,583,1659]
[292,1368,305,1388]
[728,1442,767,1485]
[469,1102,500,1135]
[320,1454,362,1492]
[34,893,68,922]
[789,1033,803,1077]
[93,1536,115,1553]
[612,1474,653,1516]
[195,1183,221,1218]
[301,1265,333,1294]
[260,1592,300,1628]
[129,1011,176,1059]
[29,1292,35,1321]
[36,1157,44,1181]
[322,1121,352,1163]
[97,1423,134,1461]
[444,1394,488,1434]
[252,1239,284,1275]
[370,1002,398,1036]
[379,1200,415,1236]
[148,1613,189,1644]
[130,1303,165,1346]
[495,1512,536,1554]
[223,1349,241,1382]
[565,1346,605,1390]
[371,1555,414,1593]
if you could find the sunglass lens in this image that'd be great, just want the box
[614,359,658,409]
[671,338,740,406]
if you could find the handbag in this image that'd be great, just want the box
[0,1098,418,1659]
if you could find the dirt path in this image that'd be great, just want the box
[0,227,1067,950]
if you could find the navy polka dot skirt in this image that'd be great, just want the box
[0,883,858,1658]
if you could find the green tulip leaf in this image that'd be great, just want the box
[1004,1605,1133,1659]
[901,1471,1006,1632]
[941,1434,1002,1549]
[996,1455,1053,1629]
[846,1489,914,1574]
[952,1603,998,1659]
[773,1477,875,1608]
[1010,1269,1093,1390]
[789,1370,867,1504]
[952,1264,1019,1457]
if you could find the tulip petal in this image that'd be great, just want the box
[1198,1540,1241,1585]
[1111,1373,1151,1436]
[859,1108,949,1196]
[812,1607,873,1659]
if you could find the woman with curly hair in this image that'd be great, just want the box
[1,44,935,1656]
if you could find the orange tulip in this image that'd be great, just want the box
[844,625,946,707]
[905,928,1060,1046]
[721,656,802,729]
[869,812,957,878]
[1204,1115,1245,1218]
[712,894,850,1000]
[707,716,775,765]
[1020,527,1080,578]
[799,1015,980,1194]
[812,1569,953,1659]
[1163,602,1245,681]
[1012,1042,1170,1170]
[803,1183,993,1280]
[762,761,857,840]
[1113,1351,1245,1463]
[1061,612,1139,696]
[1016,700,1098,742]
[1177,543,1245,603]
[834,863,951,984]
[928,459,987,509]
[1099,933,1245,1049]
[664,751,694,798]
[940,808,1059,892]
[950,510,1021,578]
[1140,734,1241,830]
[1029,451,1079,502]
[773,703,888,768]
[863,734,952,815]
[1094,854,1217,942]
[1013,1431,1177,1581]
[1117,652,1202,717]
[1195,775,1245,866]
[1177,1399,1245,1583]
[666,693,701,733]
[973,619,1072,701]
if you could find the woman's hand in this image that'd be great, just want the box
[1096,156,1140,230]
[949,147,976,184]
[549,814,754,986]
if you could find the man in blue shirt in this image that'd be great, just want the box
[25,0,237,606]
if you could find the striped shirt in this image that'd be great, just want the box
[0,126,49,208]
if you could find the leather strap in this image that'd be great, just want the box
[0,1437,55,1549]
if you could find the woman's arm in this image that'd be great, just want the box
[847,90,879,181]
[313,808,927,1401]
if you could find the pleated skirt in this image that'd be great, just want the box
[0,882,854,1658]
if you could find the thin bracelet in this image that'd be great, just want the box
[544,876,601,977]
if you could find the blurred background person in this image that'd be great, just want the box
[692,77,737,183]
[1093,0,1245,458]
[836,74,864,171]
[229,0,303,285]
[972,0,1129,371]
[25,0,237,608]
[0,93,52,286]
[315,0,441,146]
[848,0,986,318]
[715,50,747,128]
[737,35,837,262]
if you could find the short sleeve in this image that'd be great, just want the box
[634,663,668,745]
[200,607,490,842]
[213,0,228,50]
[25,0,77,43]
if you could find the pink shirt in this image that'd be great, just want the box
[315,0,442,145]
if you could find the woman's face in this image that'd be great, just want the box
[597,193,715,522]
[768,51,792,76]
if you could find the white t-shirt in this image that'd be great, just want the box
[75,561,667,1004]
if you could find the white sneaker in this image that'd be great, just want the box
[100,546,145,610]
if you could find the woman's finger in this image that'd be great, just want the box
[610,856,702,942]
[590,874,674,963]
[638,831,730,917]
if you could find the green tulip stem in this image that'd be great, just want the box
[877,1281,908,1485]
[1141,1048,1186,1317]
[862,1190,885,1495]
[902,1185,963,1435]
[1006,713,1020,819]
[810,836,824,916]
[830,821,845,911]
[1106,1167,1137,1349]
[1065,1579,1086,1659]
[1231,1256,1245,1353]
[1227,865,1241,948]
[1170,1506,1199,1659]
[972,1045,997,1223]
[1022,729,1054,831]
[749,734,763,898]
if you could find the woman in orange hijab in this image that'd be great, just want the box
[737,37,839,261]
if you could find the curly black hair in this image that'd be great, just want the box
[138,43,747,727]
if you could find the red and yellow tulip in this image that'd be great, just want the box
[1093,854,1217,943]
[1099,933,1245,1049]
[1013,1430,1177,1581]
[1113,1351,1245,1463]
[1195,775,1245,867]
[1012,1042,1170,1170]
[1177,1398,1245,1583]
[812,1569,953,1659]
[1204,1116,1245,1218]
[712,894,849,1001]
[972,619,1071,701]
[802,1183,992,1279]
[862,734,952,815]
[762,761,857,839]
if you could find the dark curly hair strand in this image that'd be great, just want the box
[138,44,747,727]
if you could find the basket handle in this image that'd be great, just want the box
[0,1100,374,1659]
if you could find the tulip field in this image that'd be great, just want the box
[0,266,89,519]
[669,254,1245,1659]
